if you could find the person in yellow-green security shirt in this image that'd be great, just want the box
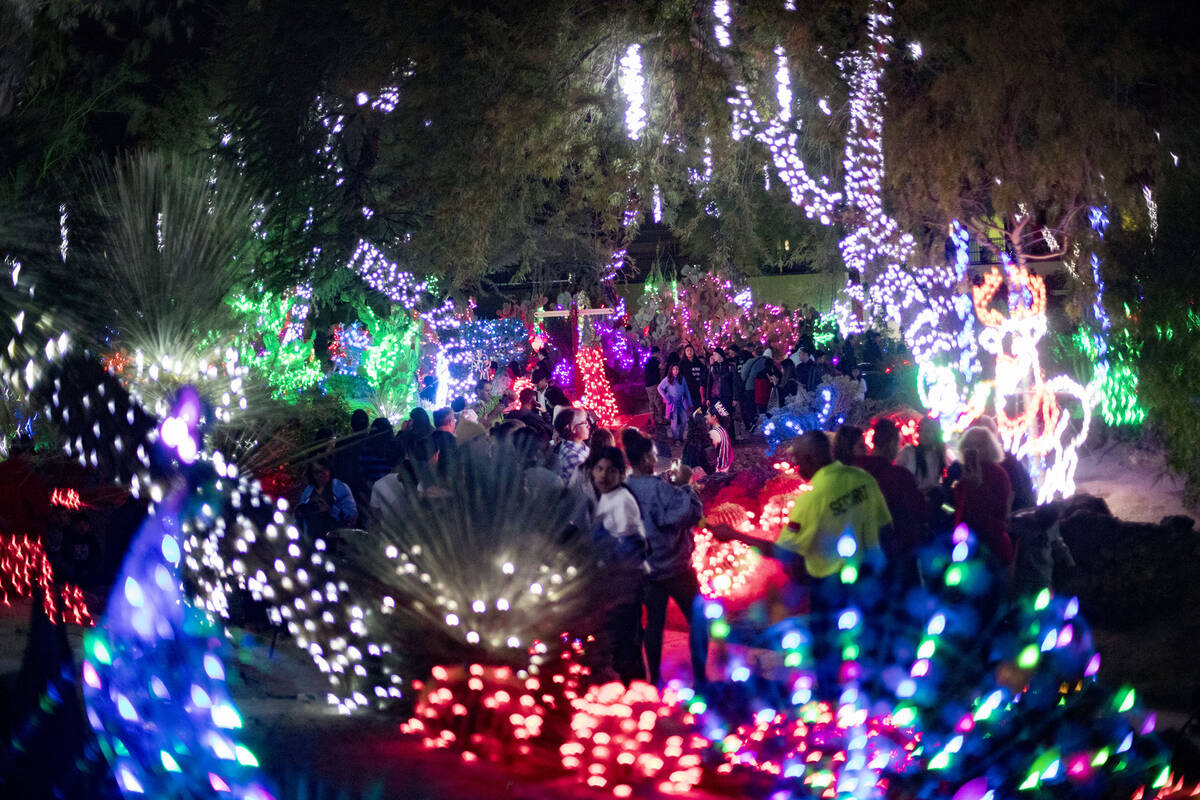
[711,430,893,581]
[711,429,893,693]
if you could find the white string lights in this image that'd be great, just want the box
[713,0,733,48]
[704,0,1096,500]
[347,239,433,306]
[619,44,647,141]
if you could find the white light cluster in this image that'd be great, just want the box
[713,0,733,48]
[347,239,432,306]
[727,83,842,217]
[652,184,663,223]
[774,47,792,122]
[279,283,313,346]
[835,5,916,302]
[118,348,250,425]
[314,96,346,187]
[176,456,403,714]
[708,0,1095,500]
[619,44,647,141]
[59,204,69,263]
[1143,185,1157,239]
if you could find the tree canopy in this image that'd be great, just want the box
[2,0,1198,307]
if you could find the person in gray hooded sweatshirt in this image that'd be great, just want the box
[624,431,708,687]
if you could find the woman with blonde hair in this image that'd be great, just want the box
[952,426,1014,565]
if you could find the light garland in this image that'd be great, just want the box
[575,345,621,427]
[618,45,647,142]
[562,681,707,796]
[0,533,93,625]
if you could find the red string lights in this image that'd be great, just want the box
[50,487,85,510]
[0,533,93,626]
[561,681,707,796]
[575,345,621,428]
[401,643,591,764]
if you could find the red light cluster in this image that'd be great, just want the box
[561,681,707,796]
[1,533,93,626]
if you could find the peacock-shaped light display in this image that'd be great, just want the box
[80,391,274,800]
[678,523,1174,799]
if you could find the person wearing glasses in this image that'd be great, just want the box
[553,406,592,483]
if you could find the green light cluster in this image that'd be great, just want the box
[356,303,421,420]
[812,311,839,351]
[228,286,323,399]
[1070,326,1146,426]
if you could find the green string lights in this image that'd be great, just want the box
[228,286,323,399]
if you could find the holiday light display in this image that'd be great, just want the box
[619,44,647,142]
[0,9,1185,798]
[575,345,621,427]
[82,492,273,800]
[401,643,591,763]
[0,533,93,625]
[1071,207,1146,427]
[356,303,422,420]
[966,263,1096,501]
[346,239,434,306]
[328,321,373,376]
[106,345,252,431]
[562,681,708,796]
[711,700,921,789]
[1066,327,1146,427]
[679,525,1174,800]
[761,383,840,453]
[704,0,1100,498]
[227,285,323,399]
[693,502,761,599]
[634,264,813,355]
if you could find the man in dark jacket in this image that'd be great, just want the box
[505,388,553,441]
[643,346,663,425]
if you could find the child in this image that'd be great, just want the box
[588,446,648,684]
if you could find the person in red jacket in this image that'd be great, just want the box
[854,419,927,571]
[952,426,1014,565]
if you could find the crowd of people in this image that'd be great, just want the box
[1,324,1059,693]
[291,380,711,686]
[643,332,885,449]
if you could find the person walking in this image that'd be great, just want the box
[657,364,693,444]
[643,346,664,425]
[588,446,649,684]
